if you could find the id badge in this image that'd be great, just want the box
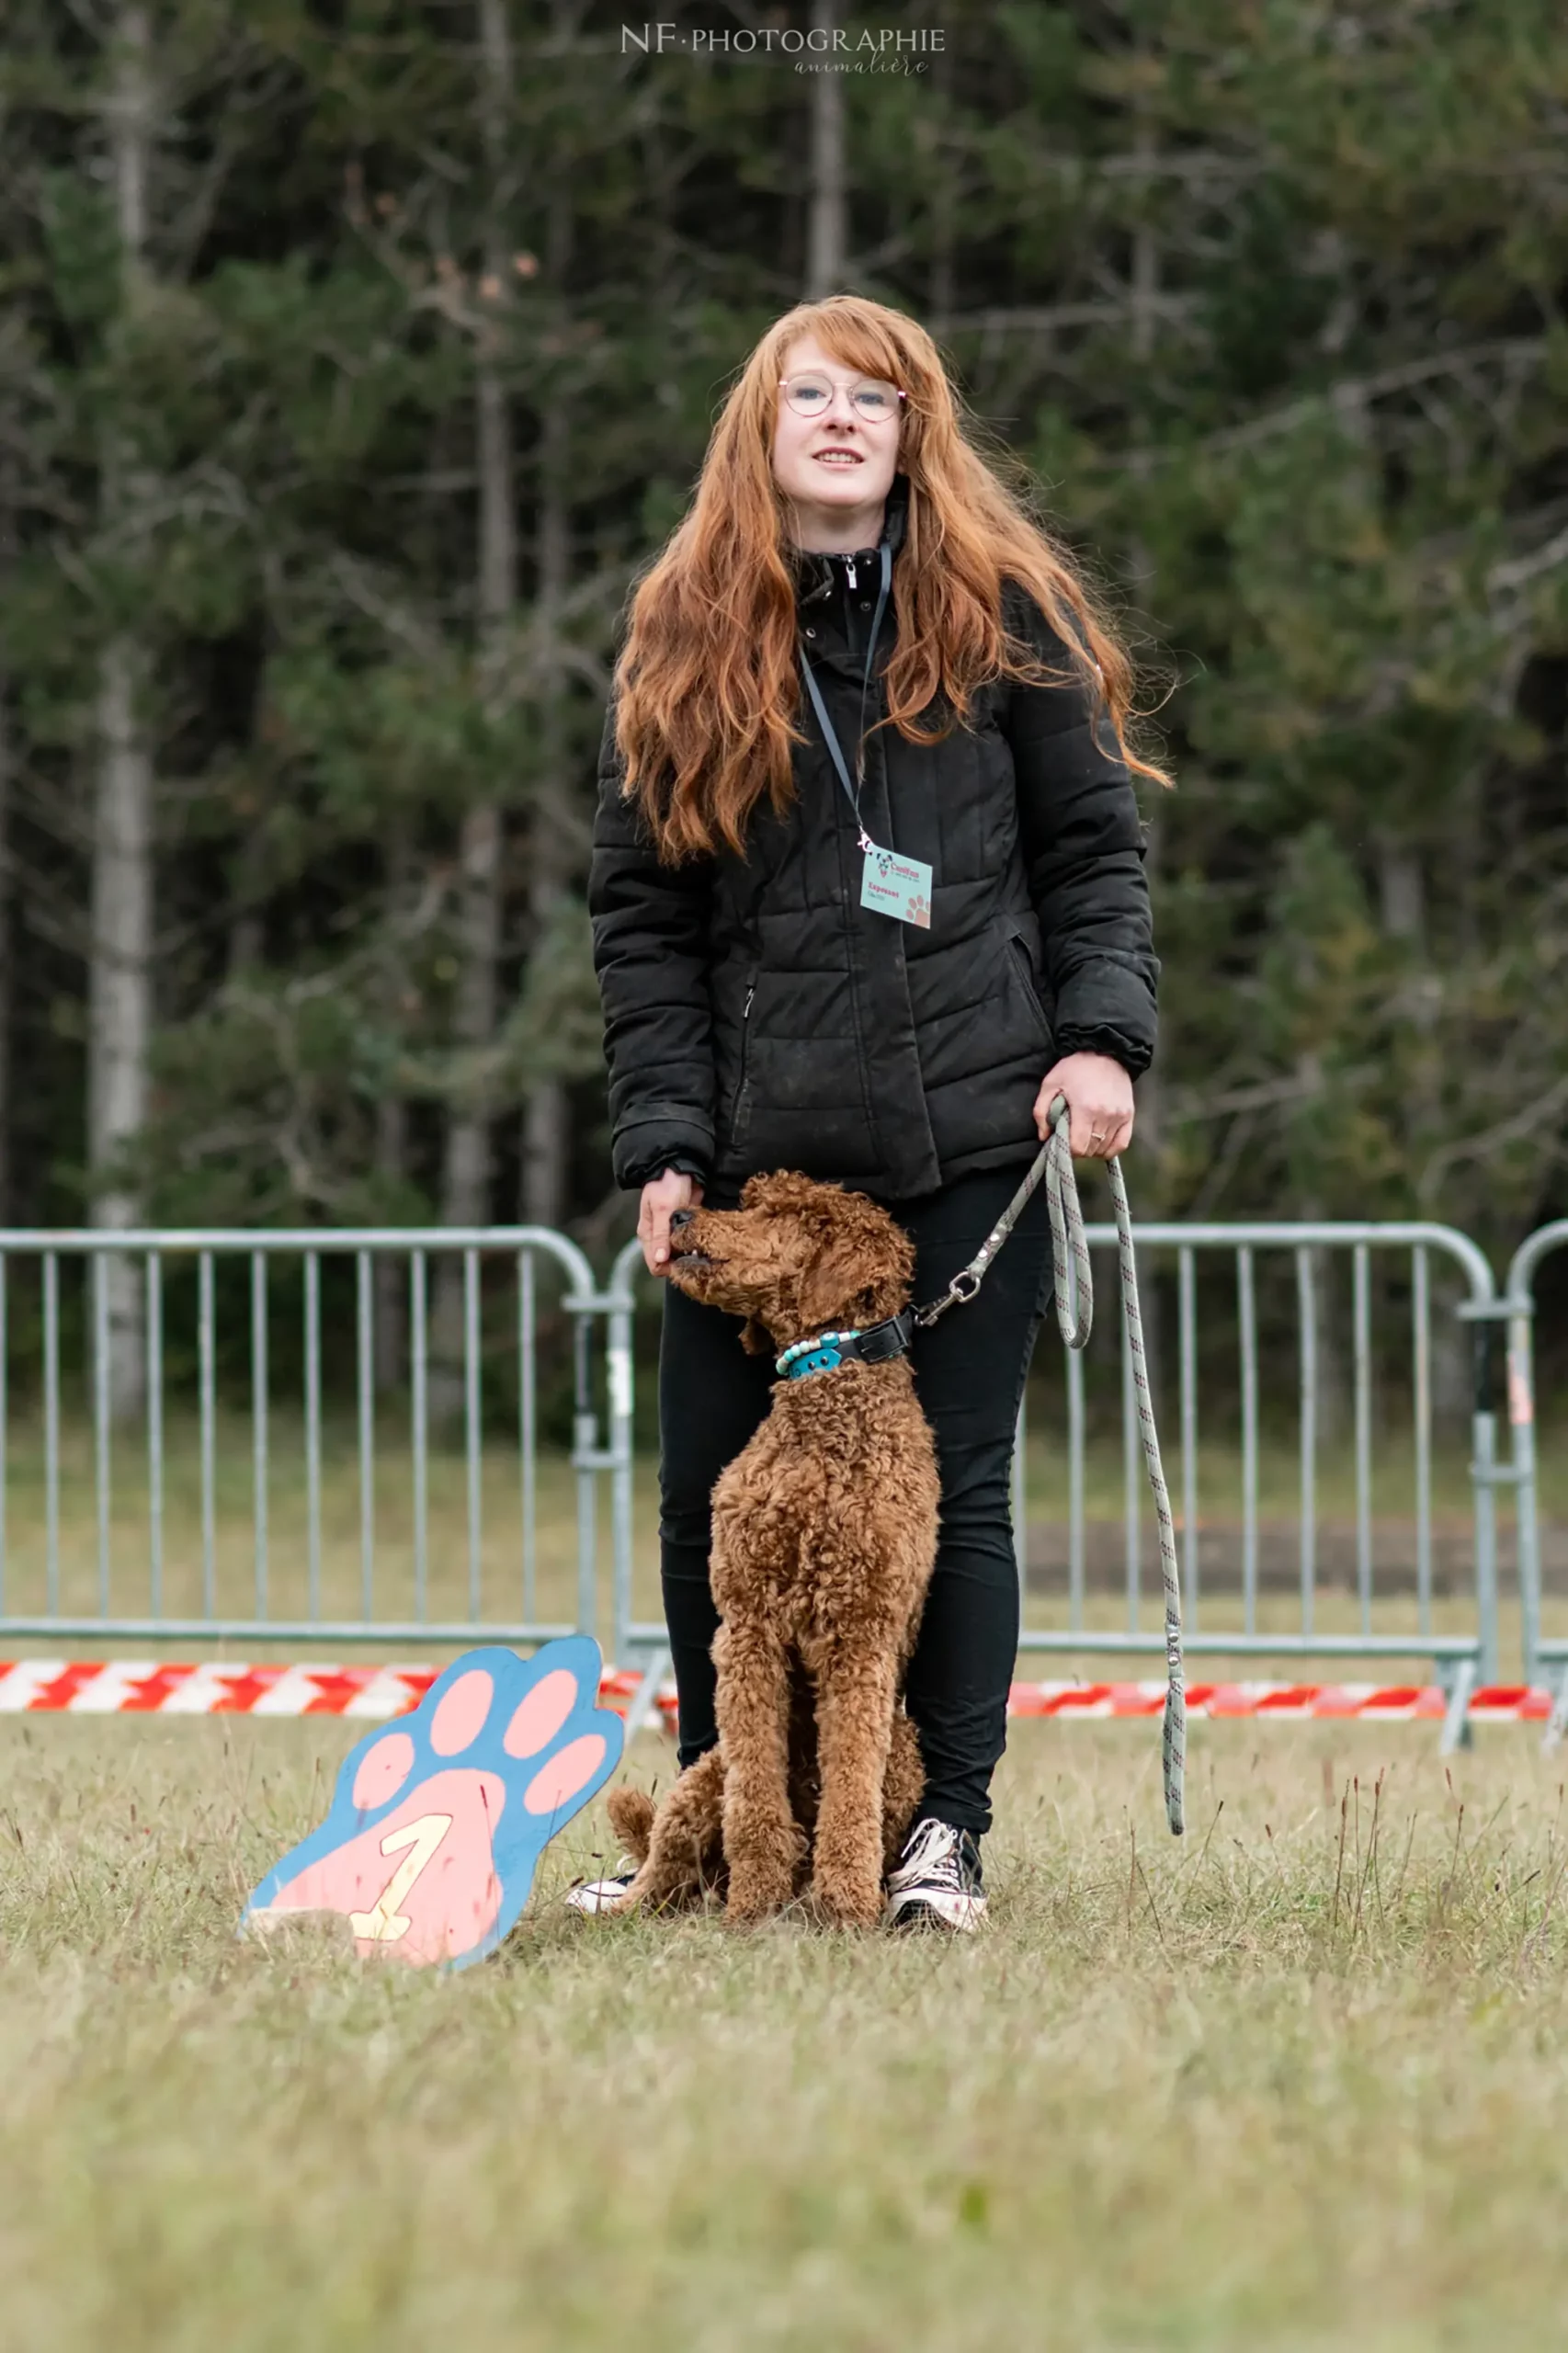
[860,840,933,929]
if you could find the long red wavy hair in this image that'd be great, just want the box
[612,293,1166,862]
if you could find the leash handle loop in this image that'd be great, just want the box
[1043,1094,1093,1351]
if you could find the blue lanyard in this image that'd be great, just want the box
[798,540,892,850]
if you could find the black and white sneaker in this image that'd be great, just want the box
[563,1858,638,1915]
[884,1817,988,1933]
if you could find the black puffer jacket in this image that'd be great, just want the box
[588,471,1159,1199]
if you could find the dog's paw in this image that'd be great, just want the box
[243,1637,621,1970]
[723,1859,800,1924]
[809,1877,885,1932]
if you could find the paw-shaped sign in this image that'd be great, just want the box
[243,1638,621,1970]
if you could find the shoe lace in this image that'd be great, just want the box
[896,1818,964,1892]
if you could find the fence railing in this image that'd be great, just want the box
[0,1229,606,1646]
[2,1213,1561,1750]
[606,1222,1505,1745]
[1017,1224,1500,1677]
[1505,1221,1568,1714]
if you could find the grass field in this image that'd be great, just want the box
[3,1713,1568,2349]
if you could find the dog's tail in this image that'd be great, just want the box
[605,1782,656,1864]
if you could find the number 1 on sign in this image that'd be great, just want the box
[349,1813,452,1943]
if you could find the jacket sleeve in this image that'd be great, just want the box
[586,686,718,1189]
[999,583,1160,1076]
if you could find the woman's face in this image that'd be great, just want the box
[770,333,903,546]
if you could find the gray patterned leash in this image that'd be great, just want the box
[913,1092,1187,1835]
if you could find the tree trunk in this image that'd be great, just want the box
[0,671,11,1232]
[1377,836,1464,1417]
[517,112,574,1233]
[89,4,155,1421]
[925,36,954,335]
[432,0,516,1414]
[227,814,267,976]
[374,822,413,1392]
[520,405,572,1233]
[90,639,153,1420]
[1378,839,1425,947]
[806,0,846,297]
[0,460,14,1225]
[375,1092,410,1392]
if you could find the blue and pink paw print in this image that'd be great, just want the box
[244,1638,622,1970]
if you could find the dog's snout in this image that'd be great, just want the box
[669,1208,696,1233]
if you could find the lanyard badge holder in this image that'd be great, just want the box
[799,542,933,930]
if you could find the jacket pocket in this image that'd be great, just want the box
[725,966,759,1142]
[1006,931,1051,1034]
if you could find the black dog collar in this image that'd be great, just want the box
[775,1311,915,1381]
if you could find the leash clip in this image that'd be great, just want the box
[912,1267,982,1328]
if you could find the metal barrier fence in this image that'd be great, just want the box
[0,1229,607,1646]
[605,1220,1505,1745]
[1011,1223,1503,1745]
[1506,1220,1568,1714]
[0,1214,1545,1752]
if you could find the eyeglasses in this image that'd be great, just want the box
[778,371,906,423]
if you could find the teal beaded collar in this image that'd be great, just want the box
[775,1311,915,1381]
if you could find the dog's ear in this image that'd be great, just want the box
[739,1315,773,1357]
[795,1194,915,1333]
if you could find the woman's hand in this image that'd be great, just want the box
[1032,1052,1134,1160]
[638,1168,706,1277]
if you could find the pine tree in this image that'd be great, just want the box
[0,0,1561,1316]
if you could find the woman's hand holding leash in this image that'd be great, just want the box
[1033,1051,1134,1159]
[639,1168,705,1277]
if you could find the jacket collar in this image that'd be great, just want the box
[789,470,910,607]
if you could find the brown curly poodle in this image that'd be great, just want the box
[604,1170,940,1928]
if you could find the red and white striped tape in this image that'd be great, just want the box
[1008,1680,1555,1722]
[0,1660,446,1718]
[0,1661,1553,1724]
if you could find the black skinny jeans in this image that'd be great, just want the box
[656,1161,1052,1842]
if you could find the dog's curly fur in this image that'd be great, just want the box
[604,1171,940,1928]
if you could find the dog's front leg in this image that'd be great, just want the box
[810,1649,898,1928]
[714,1620,802,1921]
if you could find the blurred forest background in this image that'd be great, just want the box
[2,0,1565,1286]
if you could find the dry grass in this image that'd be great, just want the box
[1,1714,1566,2349]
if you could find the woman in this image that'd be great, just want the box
[584,294,1162,1930]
